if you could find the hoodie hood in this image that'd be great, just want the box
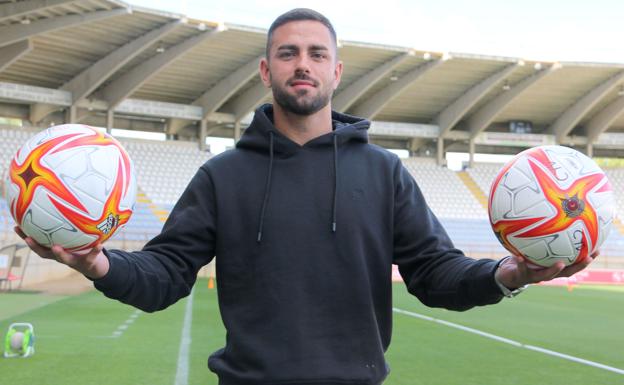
[236,103,370,154]
[235,104,370,242]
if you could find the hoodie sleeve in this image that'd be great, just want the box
[93,166,216,312]
[391,160,503,311]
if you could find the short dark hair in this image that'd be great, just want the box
[266,8,338,60]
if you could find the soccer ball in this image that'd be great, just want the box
[488,145,615,267]
[10,332,24,352]
[6,124,136,252]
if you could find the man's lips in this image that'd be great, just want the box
[290,80,316,87]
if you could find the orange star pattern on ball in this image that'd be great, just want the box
[9,129,133,251]
[491,148,611,264]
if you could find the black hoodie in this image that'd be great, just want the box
[95,104,503,385]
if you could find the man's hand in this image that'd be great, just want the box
[15,226,109,280]
[495,251,599,290]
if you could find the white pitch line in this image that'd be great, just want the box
[110,309,142,338]
[174,288,195,385]
[393,307,624,376]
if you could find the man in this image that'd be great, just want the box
[17,8,595,385]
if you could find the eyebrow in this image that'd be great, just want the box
[276,44,330,52]
[309,44,329,52]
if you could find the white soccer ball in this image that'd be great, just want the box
[6,124,136,252]
[488,145,616,267]
[10,332,24,352]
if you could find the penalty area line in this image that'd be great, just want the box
[393,307,624,376]
[174,288,195,385]
[111,309,142,338]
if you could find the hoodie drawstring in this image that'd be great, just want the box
[331,134,338,233]
[257,131,340,242]
[257,132,274,242]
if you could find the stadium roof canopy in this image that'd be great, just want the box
[2,0,624,160]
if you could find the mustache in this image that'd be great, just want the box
[287,74,319,86]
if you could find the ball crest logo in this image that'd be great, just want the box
[561,194,585,218]
[97,213,120,235]
[6,125,137,252]
[488,145,615,267]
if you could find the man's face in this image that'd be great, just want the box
[260,20,343,116]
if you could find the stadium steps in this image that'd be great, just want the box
[612,217,624,236]
[137,189,169,223]
[149,206,170,223]
[456,171,488,210]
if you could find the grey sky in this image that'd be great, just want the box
[128,0,624,63]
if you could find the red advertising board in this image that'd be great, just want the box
[391,265,624,285]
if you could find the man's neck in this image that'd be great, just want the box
[272,104,333,146]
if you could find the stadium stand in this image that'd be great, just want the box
[111,197,163,244]
[0,125,214,253]
[0,0,623,282]
[463,161,624,266]
[1,124,623,270]
[465,162,503,199]
[439,218,505,258]
[401,159,504,258]
[604,168,624,221]
[2,123,623,274]
[402,157,487,219]
[120,138,212,205]
[0,126,32,172]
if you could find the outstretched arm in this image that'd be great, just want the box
[392,160,503,311]
[16,166,217,312]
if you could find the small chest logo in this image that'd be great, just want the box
[351,188,365,201]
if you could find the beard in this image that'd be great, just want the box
[271,75,333,116]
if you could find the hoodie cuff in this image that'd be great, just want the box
[92,248,131,297]
[472,259,505,304]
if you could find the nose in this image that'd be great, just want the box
[294,55,311,74]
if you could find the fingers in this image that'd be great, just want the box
[14,226,27,239]
[557,253,596,278]
[27,239,58,260]
[525,261,565,284]
[504,250,598,287]
[50,244,76,265]
[14,226,100,265]
[558,263,587,278]
[527,251,596,281]
[14,226,106,277]
[90,243,104,258]
[513,255,529,275]
[513,255,564,284]
[15,226,57,260]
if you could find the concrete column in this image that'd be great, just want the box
[468,139,475,169]
[407,138,424,157]
[106,109,114,134]
[408,139,416,157]
[436,138,444,165]
[199,119,207,151]
[234,121,241,142]
[586,142,594,158]
[66,105,77,123]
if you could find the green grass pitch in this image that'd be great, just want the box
[0,281,622,385]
